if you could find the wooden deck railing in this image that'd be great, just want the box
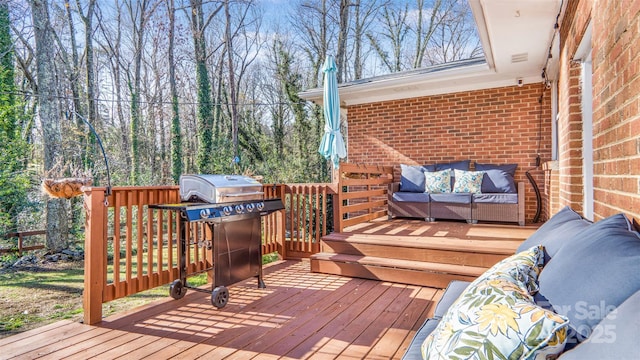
[334,163,394,232]
[82,164,392,324]
[0,230,46,254]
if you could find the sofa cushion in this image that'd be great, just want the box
[402,318,440,360]
[399,164,426,192]
[481,169,517,193]
[424,170,451,193]
[452,170,484,194]
[435,160,471,172]
[537,213,640,340]
[516,206,592,259]
[433,280,471,319]
[422,163,436,172]
[557,289,640,359]
[391,192,430,203]
[429,193,471,204]
[472,193,518,204]
[475,162,518,176]
[421,246,569,360]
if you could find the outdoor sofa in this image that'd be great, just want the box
[388,160,525,226]
[403,206,640,359]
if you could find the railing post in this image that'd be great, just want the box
[83,187,107,325]
[333,170,344,233]
[277,184,287,259]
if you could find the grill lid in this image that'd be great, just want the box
[180,174,263,203]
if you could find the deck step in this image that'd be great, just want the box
[321,233,517,268]
[310,253,484,288]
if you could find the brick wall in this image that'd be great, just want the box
[556,0,640,220]
[346,84,552,223]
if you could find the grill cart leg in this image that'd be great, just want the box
[169,217,189,300]
[211,286,229,308]
[170,279,187,299]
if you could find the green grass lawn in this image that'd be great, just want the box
[0,252,281,339]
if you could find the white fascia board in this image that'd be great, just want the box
[300,63,541,106]
[469,0,495,70]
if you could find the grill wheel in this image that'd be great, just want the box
[169,280,187,299]
[211,286,229,308]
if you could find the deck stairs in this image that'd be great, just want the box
[310,224,525,288]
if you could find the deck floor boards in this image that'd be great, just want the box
[0,260,442,360]
[0,220,535,359]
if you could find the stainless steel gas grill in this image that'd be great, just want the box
[150,174,284,308]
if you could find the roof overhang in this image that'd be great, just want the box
[300,0,562,107]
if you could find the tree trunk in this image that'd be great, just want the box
[190,0,215,173]
[224,0,239,164]
[30,0,69,252]
[167,0,182,183]
[336,0,350,83]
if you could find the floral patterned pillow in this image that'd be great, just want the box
[421,246,569,360]
[424,170,451,193]
[452,169,485,194]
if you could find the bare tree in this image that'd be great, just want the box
[95,1,131,181]
[351,0,385,80]
[124,0,161,184]
[413,0,446,68]
[166,0,181,183]
[188,0,222,173]
[335,0,349,83]
[425,0,482,64]
[30,0,69,252]
[367,2,410,72]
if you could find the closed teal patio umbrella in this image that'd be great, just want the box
[318,55,347,169]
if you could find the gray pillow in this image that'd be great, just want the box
[537,213,640,340]
[399,164,426,192]
[557,289,640,359]
[481,169,516,193]
[474,162,518,176]
[516,206,592,260]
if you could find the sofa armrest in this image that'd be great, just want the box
[389,182,400,193]
[517,181,525,226]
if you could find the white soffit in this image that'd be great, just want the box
[472,0,562,76]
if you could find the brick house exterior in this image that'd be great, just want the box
[555,0,640,221]
[301,0,640,224]
[346,85,551,222]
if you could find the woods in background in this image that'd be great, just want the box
[1,0,480,250]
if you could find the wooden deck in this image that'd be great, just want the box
[0,259,444,360]
[312,218,538,288]
[0,220,536,359]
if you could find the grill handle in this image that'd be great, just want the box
[222,191,265,197]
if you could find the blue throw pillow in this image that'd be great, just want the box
[422,164,436,172]
[516,206,592,259]
[475,162,518,176]
[481,169,516,193]
[435,160,470,172]
[537,213,640,340]
[399,164,426,192]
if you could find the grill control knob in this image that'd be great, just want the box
[246,203,255,212]
[200,208,211,219]
[235,204,245,213]
[256,202,265,211]
[223,206,232,216]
